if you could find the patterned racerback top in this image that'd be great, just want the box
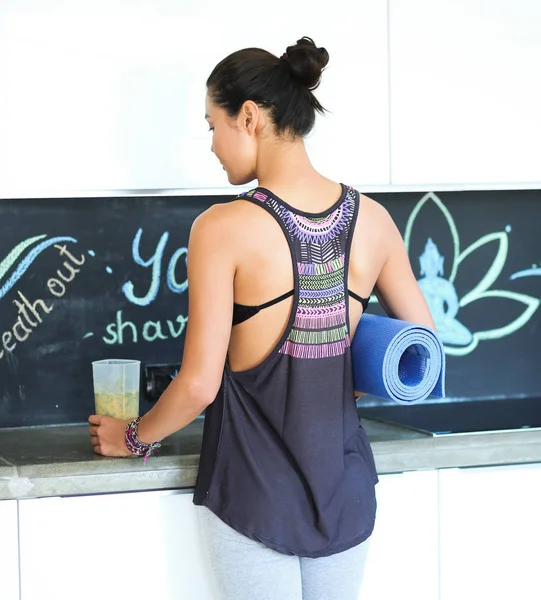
[193,184,378,558]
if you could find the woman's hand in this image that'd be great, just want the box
[88,414,132,457]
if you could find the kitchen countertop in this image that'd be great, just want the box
[1,417,540,500]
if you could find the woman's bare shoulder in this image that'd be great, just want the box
[190,195,274,257]
[192,195,262,227]
[358,193,388,215]
[357,193,396,237]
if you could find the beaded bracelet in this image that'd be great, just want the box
[125,417,162,464]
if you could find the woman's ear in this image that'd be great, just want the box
[239,100,260,134]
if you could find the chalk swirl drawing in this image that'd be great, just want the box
[0,235,77,300]
[404,192,540,356]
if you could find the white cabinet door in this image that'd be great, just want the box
[439,463,541,600]
[0,500,20,600]
[18,490,218,600]
[390,0,541,186]
[359,470,439,600]
[0,1,389,196]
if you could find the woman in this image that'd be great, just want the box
[89,37,434,600]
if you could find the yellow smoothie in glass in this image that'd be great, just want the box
[94,391,139,419]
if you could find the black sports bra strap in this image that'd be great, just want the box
[232,290,294,326]
[234,289,368,326]
[257,289,294,310]
[348,290,369,312]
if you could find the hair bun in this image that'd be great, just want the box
[282,37,329,90]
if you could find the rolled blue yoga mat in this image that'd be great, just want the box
[351,313,446,404]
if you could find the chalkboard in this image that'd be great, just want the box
[0,195,224,427]
[0,189,540,428]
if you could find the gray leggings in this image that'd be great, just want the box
[197,507,371,600]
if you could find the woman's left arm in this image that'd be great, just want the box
[89,205,235,455]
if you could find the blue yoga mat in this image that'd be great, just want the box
[351,313,446,404]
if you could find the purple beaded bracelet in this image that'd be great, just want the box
[125,417,162,464]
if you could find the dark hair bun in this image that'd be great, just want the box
[282,37,329,90]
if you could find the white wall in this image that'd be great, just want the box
[1,0,540,198]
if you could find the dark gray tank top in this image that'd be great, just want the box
[193,184,378,558]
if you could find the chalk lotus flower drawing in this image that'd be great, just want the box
[403,192,540,356]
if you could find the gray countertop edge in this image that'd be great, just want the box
[373,429,541,473]
[2,429,541,500]
[0,454,201,501]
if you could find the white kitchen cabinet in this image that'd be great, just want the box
[18,490,218,600]
[16,473,439,600]
[0,500,20,600]
[16,462,541,600]
[439,463,541,600]
[390,0,541,186]
[359,470,439,600]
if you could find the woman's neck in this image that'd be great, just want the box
[256,138,318,190]
[254,138,340,211]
